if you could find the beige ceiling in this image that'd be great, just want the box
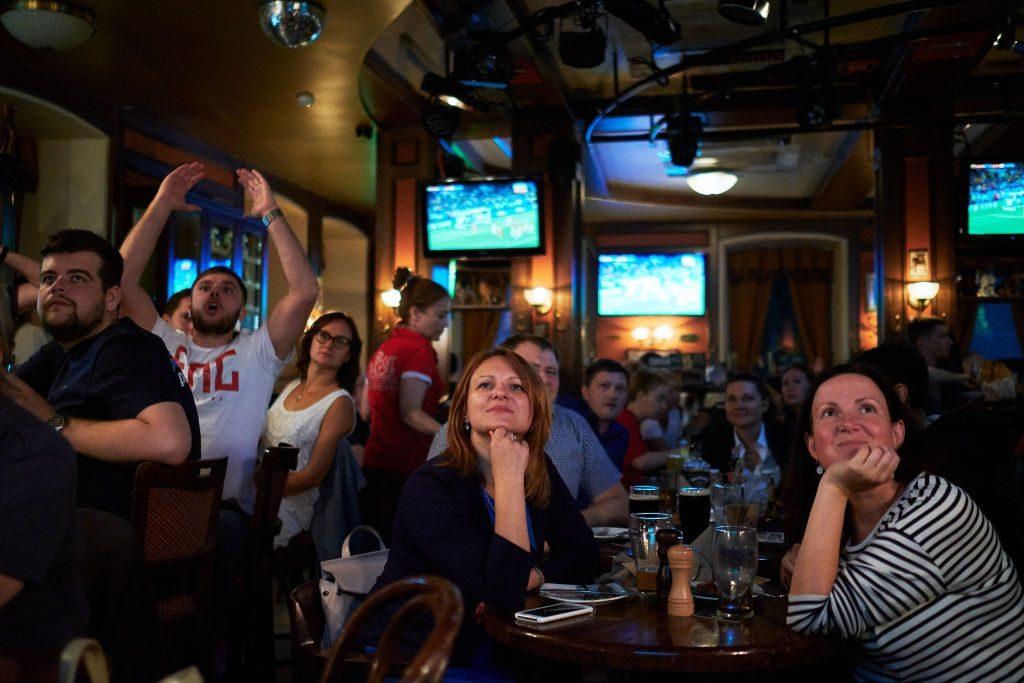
[0,0,414,215]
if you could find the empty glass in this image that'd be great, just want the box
[711,482,762,527]
[712,525,758,619]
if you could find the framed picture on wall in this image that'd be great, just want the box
[908,250,930,280]
[451,268,510,309]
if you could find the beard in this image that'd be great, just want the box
[42,299,106,344]
[191,306,240,336]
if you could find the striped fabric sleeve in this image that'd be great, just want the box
[787,528,945,639]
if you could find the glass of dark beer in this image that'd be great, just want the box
[629,485,660,515]
[677,486,711,543]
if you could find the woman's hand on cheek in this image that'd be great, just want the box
[489,427,530,490]
[823,445,900,496]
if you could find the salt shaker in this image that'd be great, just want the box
[656,527,683,602]
[667,544,695,617]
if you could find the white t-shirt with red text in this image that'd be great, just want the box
[152,317,290,512]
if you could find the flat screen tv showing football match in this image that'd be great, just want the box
[598,252,706,316]
[422,178,543,257]
[967,162,1024,237]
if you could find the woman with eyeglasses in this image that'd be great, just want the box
[263,311,361,547]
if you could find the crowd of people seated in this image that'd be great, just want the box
[1,160,1023,680]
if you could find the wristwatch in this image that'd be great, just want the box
[47,414,68,434]
[261,208,284,227]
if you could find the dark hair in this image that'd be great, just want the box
[584,358,629,387]
[855,343,929,415]
[726,372,770,402]
[40,229,123,291]
[192,266,247,304]
[394,268,448,323]
[628,366,671,401]
[780,363,922,544]
[782,363,815,386]
[163,289,192,316]
[295,312,363,393]
[906,316,946,347]
[501,334,558,361]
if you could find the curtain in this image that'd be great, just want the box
[782,249,833,370]
[460,310,502,363]
[728,250,779,371]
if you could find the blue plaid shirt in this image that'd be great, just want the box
[427,405,623,502]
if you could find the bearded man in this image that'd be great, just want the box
[1,229,200,520]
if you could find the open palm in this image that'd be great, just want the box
[156,162,204,212]
[237,168,278,217]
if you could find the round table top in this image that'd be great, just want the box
[481,593,841,673]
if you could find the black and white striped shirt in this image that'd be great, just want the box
[788,473,1024,682]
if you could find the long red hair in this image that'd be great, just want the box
[442,347,552,508]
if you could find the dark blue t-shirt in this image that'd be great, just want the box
[0,397,89,650]
[16,318,201,519]
[572,402,630,471]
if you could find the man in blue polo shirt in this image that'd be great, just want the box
[577,359,631,472]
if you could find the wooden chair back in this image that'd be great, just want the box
[320,576,463,683]
[287,580,328,682]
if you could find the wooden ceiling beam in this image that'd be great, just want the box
[811,131,874,211]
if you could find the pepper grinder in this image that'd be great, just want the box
[667,544,695,616]
[655,528,683,602]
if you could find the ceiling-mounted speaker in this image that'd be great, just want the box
[717,0,771,27]
[422,102,461,140]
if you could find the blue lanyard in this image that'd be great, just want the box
[480,487,536,553]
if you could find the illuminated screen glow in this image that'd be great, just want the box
[598,252,706,316]
[423,179,541,256]
[968,162,1024,236]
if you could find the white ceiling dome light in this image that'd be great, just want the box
[685,169,739,196]
[1,1,95,50]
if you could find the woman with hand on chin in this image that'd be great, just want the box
[362,347,600,664]
[783,365,1024,680]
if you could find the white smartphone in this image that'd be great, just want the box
[514,602,594,624]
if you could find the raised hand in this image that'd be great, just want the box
[237,168,278,218]
[154,162,204,212]
[488,426,530,492]
[824,445,900,497]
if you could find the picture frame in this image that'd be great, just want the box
[908,250,930,280]
[451,269,510,308]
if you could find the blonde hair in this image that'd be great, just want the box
[443,347,552,508]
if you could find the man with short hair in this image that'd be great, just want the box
[162,288,192,336]
[577,359,630,471]
[119,163,318,512]
[1,230,200,520]
[907,317,970,415]
[428,334,628,525]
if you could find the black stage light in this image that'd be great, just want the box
[453,42,508,89]
[717,0,771,27]
[796,87,838,130]
[667,114,703,167]
[422,101,462,139]
[603,0,681,46]
[559,25,607,68]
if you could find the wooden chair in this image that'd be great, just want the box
[131,458,227,669]
[286,580,329,682]
[241,444,299,680]
[320,576,463,683]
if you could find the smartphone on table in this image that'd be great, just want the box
[514,602,594,624]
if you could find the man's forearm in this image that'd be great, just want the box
[120,199,174,285]
[267,217,318,297]
[62,413,191,465]
[4,251,40,285]
[582,491,628,526]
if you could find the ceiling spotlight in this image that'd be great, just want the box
[717,0,771,27]
[603,0,681,46]
[666,114,703,167]
[296,91,315,108]
[422,101,462,140]
[453,41,507,89]
[0,1,95,50]
[686,169,738,195]
[258,1,325,48]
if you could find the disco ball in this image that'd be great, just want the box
[258,1,326,48]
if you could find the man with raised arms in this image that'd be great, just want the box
[119,162,318,513]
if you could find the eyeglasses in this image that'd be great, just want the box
[314,330,352,350]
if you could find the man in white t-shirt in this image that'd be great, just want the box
[118,163,318,512]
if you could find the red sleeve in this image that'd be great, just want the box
[397,343,437,383]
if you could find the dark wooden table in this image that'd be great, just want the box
[481,593,840,673]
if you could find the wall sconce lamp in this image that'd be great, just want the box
[523,286,553,315]
[631,326,651,345]
[652,325,674,345]
[907,281,940,311]
[380,289,402,309]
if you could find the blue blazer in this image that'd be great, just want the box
[363,453,601,657]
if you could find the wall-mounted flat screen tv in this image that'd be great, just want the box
[966,162,1024,238]
[422,178,544,258]
[598,252,706,316]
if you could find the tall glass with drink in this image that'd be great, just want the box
[677,486,711,543]
[712,525,758,619]
[629,485,660,515]
[629,512,671,591]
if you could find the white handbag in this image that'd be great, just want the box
[318,525,389,649]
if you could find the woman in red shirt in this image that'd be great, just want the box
[362,271,450,541]
[617,367,672,485]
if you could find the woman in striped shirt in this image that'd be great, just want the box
[783,365,1024,681]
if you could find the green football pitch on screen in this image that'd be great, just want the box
[428,211,540,251]
[969,204,1024,235]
